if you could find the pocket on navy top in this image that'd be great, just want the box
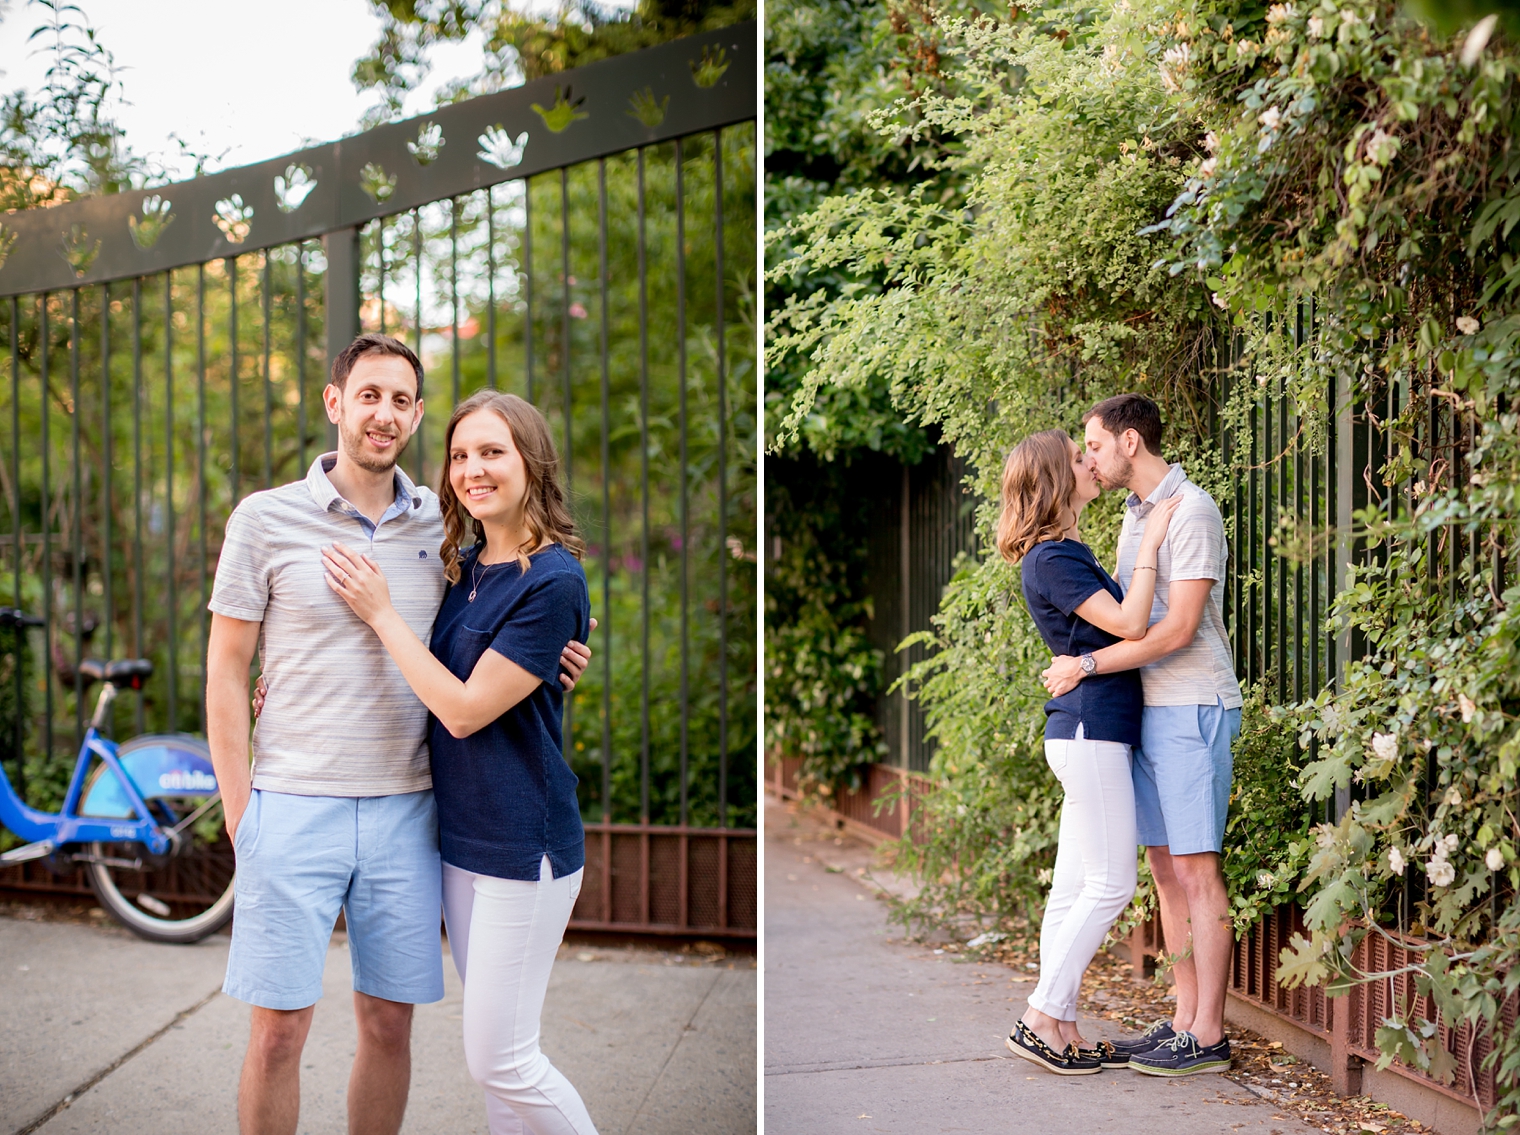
[448,627,495,680]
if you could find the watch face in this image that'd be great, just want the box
[1081,655,1096,674]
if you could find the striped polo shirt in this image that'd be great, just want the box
[209,453,446,796]
[1115,463,1243,709]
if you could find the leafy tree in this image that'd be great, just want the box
[0,0,136,210]
[353,0,756,127]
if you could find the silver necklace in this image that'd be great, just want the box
[468,541,532,601]
[468,557,492,602]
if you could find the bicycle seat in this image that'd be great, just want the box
[77,658,154,688]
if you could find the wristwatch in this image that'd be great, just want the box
[1079,652,1097,676]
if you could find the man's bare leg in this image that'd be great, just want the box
[1169,850,1231,1046]
[240,1005,316,1135]
[348,992,414,1135]
[1147,846,1198,1034]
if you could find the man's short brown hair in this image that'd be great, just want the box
[330,333,424,397]
[1082,394,1163,456]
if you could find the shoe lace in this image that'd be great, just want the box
[1140,1020,1170,1040]
[1159,1032,1203,1058]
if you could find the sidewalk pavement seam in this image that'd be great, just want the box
[767,1054,1007,1075]
[12,986,222,1135]
[620,968,721,1135]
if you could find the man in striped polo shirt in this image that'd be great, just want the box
[205,334,588,1135]
[1043,393,1243,1078]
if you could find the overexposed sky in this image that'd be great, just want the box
[0,0,586,183]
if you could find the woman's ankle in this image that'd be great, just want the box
[1023,1007,1057,1030]
[1020,1010,1067,1050]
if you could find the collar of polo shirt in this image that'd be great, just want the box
[1125,461,1186,518]
[304,452,424,515]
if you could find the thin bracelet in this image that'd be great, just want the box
[1133,565,1157,572]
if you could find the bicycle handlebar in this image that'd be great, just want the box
[0,607,44,628]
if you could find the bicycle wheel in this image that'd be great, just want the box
[82,735,236,944]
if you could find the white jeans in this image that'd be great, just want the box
[1026,726,1138,1022]
[442,857,599,1135]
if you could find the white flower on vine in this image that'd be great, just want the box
[1370,731,1399,761]
[1307,14,1324,36]
[1442,832,1460,854]
[1426,857,1456,887]
[1212,292,1229,310]
[1259,106,1283,131]
[1487,847,1505,871]
[1444,786,1462,807]
[1204,131,1220,152]
[1388,846,1405,875]
[1037,868,1053,884]
[1257,871,1276,888]
[1457,316,1480,335]
[1366,128,1399,166]
[1199,157,1218,179]
[1164,42,1192,67]
[1315,824,1337,850]
[1321,702,1343,733]
[1458,693,1476,723]
[1266,3,1297,25]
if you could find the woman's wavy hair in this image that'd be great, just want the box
[438,390,585,584]
[996,429,1078,564]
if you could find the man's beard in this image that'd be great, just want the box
[340,421,406,474]
[1097,453,1134,491]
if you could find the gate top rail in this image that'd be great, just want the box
[0,22,755,298]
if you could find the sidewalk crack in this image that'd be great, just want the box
[12,986,222,1135]
[621,970,721,1135]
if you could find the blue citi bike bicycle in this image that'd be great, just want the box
[0,607,234,943]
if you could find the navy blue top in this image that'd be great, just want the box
[1019,539,1142,747]
[428,543,591,880]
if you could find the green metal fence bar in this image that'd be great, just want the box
[197,266,209,732]
[637,146,651,825]
[101,284,113,672]
[714,128,728,829]
[163,271,178,730]
[9,297,21,789]
[597,156,612,827]
[70,288,83,749]
[39,297,51,753]
[676,138,689,827]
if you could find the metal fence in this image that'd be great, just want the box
[0,25,757,937]
[861,444,978,773]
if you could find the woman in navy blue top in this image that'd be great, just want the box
[323,390,600,1134]
[995,429,1178,1078]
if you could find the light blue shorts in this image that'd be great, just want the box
[1134,699,1241,856]
[224,788,444,1010]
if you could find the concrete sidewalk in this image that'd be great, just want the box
[1,911,754,1135]
[764,796,1316,1135]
